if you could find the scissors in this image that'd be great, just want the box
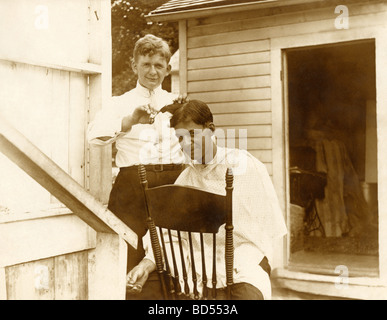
[147,101,185,124]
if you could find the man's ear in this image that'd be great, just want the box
[166,64,172,76]
[208,122,216,132]
[131,58,138,75]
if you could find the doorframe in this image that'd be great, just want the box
[270,26,387,284]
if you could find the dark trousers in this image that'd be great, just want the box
[126,273,265,300]
[127,259,270,300]
[108,165,184,273]
[208,282,264,300]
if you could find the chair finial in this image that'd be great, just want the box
[226,168,233,188]
[138,164,147,184]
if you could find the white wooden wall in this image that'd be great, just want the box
[181,0,387,179]
[177,0,387,298]
[0,0,129,300]
[0,0,111,211]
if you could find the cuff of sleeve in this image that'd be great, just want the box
[113,115,125,136]
[142,233,156,265]
[87,115,124,145]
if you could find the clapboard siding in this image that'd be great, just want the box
[249,149,272,163]
[189,88,271,103]
[158,0,387,294]
[208,100,271,113]
[213,112,271,126]
[188,75,270,92]
[247,137,272,150]
[215,136,272,150]
[188,51,270,69]
[215,125,271,138]
[186,8,272,154]
[187,21,271,153]
[185,0,387,167]
[185,1,333,28]
[187,39,270,58]
[187,27,270,159]
[188,10,387,49]
[188,63,270,81]
[187,1,387,37]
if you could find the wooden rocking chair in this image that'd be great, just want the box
[138,165,234,300]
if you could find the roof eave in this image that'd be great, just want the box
[146,0,325,22]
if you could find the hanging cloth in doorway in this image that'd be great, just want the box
[313,139,369,237]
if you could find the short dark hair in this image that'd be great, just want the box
[133,34,172,63]
[170,100,213,128]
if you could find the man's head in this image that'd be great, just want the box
[132,34,172,90]
[170,100,216,163]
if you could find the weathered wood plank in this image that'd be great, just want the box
[246,137,272,150]
[375,33,387,280]
[87,0,113,204]
[0,57,102,74]
[188,75,270,92]
[87,75,113,204]
[179,20,188,94]
[0,117,137,249]
[188,63,270,81]
[147,0,326,22]
[187,39,269,58]
[187,1,387,37]
[68,72,87,186]
[5,251,90,300]
[187,10,387,48]
[189,88,271,103]
[5,258,55,300]
[215,124,272,138]
[0,0,90,66]
[0,214,96,268]
[249,149,273,163]
[88,233,128,300]
[264,162,273,176]
[0,267,6,299]
[216,137,273,152]
[186,0,337,28]
[273,266,383,299]
[214,112,272,126]
[50,70,70,176]
[188,51,270,69]
[208,100,271,114]
[54,251,88,300]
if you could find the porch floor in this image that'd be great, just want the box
[288,250,379,277]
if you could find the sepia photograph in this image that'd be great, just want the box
[0,0,385,305]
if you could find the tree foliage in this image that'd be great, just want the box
[111,0,178,96]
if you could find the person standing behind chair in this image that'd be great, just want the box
[128,100,287,300]
[87,34,186,276]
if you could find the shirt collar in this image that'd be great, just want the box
[187,145,226,170]
[135,81,163,98]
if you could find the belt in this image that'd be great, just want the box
[259,256,271,277]
[120,164,184,172]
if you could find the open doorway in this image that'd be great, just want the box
[285,40,379,276]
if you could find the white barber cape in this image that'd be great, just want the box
[144,146,287,299]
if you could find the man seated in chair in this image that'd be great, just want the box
[127,100,287,300]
